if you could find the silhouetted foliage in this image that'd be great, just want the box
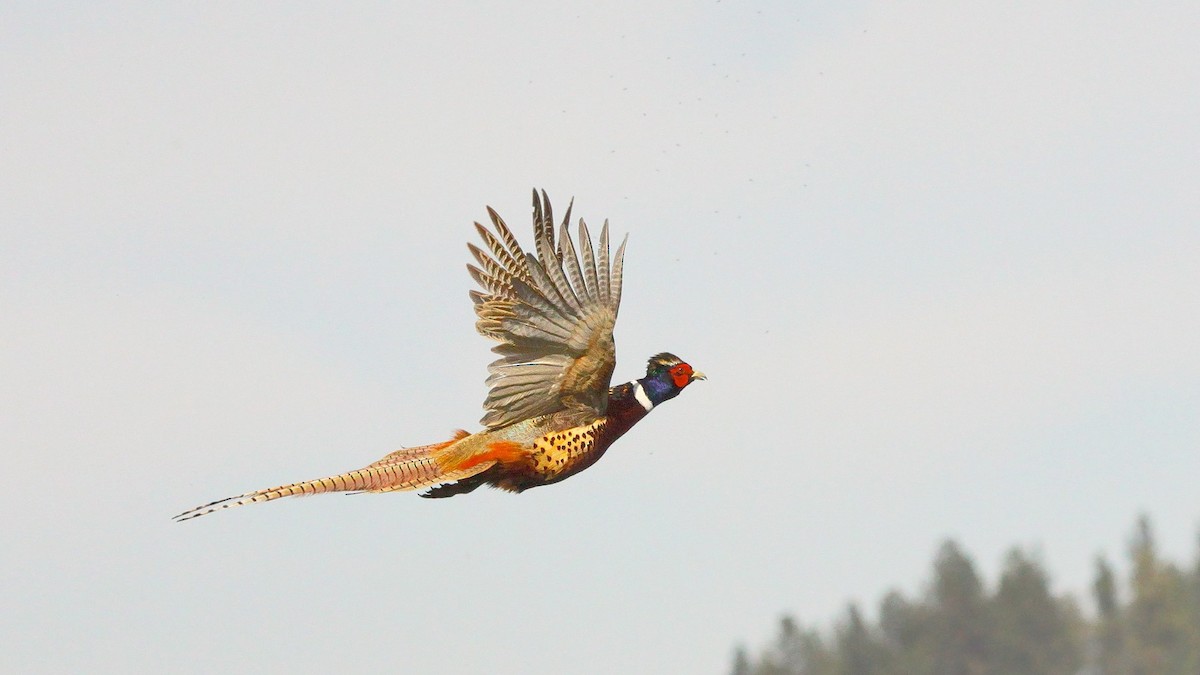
[834,604,885,675]
[732,647,753,675]
[1094,555,1124,675]
[989,549,1081,675]
[732,516,1200,675]
[1125,517,1197,675]
[929,541,991,675]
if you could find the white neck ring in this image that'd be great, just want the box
[632,381,655,411]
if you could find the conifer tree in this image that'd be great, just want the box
[1188,531,1200,673]
[1093,555,1124,675]
[878,590,934,674]
[732,647,753,675]
[929,541,990,675]
[989,548,1082,675]
[835,603,885,675]
[1127,516,1192,674]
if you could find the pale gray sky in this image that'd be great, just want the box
[2,2,1198,673]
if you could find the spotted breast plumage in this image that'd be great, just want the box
[174,190,704,521]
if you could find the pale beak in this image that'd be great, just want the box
[690,371,707,381]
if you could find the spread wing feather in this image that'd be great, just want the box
[609,226,628,313]
[469,190,628,429]
[597,224,611,306]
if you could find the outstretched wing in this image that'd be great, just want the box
[467,189,629,429]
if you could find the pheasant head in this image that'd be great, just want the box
[638,352,705,407]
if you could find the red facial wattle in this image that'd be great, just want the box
[669,363,694,388]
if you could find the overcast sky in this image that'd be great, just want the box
[3,2,1198,673]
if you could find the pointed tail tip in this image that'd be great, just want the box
[172,509,201,523]
[172,505,215,522]
[172,493,247,522]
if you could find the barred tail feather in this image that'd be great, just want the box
[173,431,483,521]
[172,464,416,522]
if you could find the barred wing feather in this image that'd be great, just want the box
[468,190,628,429]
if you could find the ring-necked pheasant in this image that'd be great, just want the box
[174,190,704,521]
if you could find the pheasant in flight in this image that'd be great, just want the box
[174,190,704,521]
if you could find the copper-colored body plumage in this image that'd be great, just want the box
[174,191,701,521]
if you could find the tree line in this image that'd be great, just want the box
[731,516,1200,675]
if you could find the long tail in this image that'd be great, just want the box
[173,430,489,521]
